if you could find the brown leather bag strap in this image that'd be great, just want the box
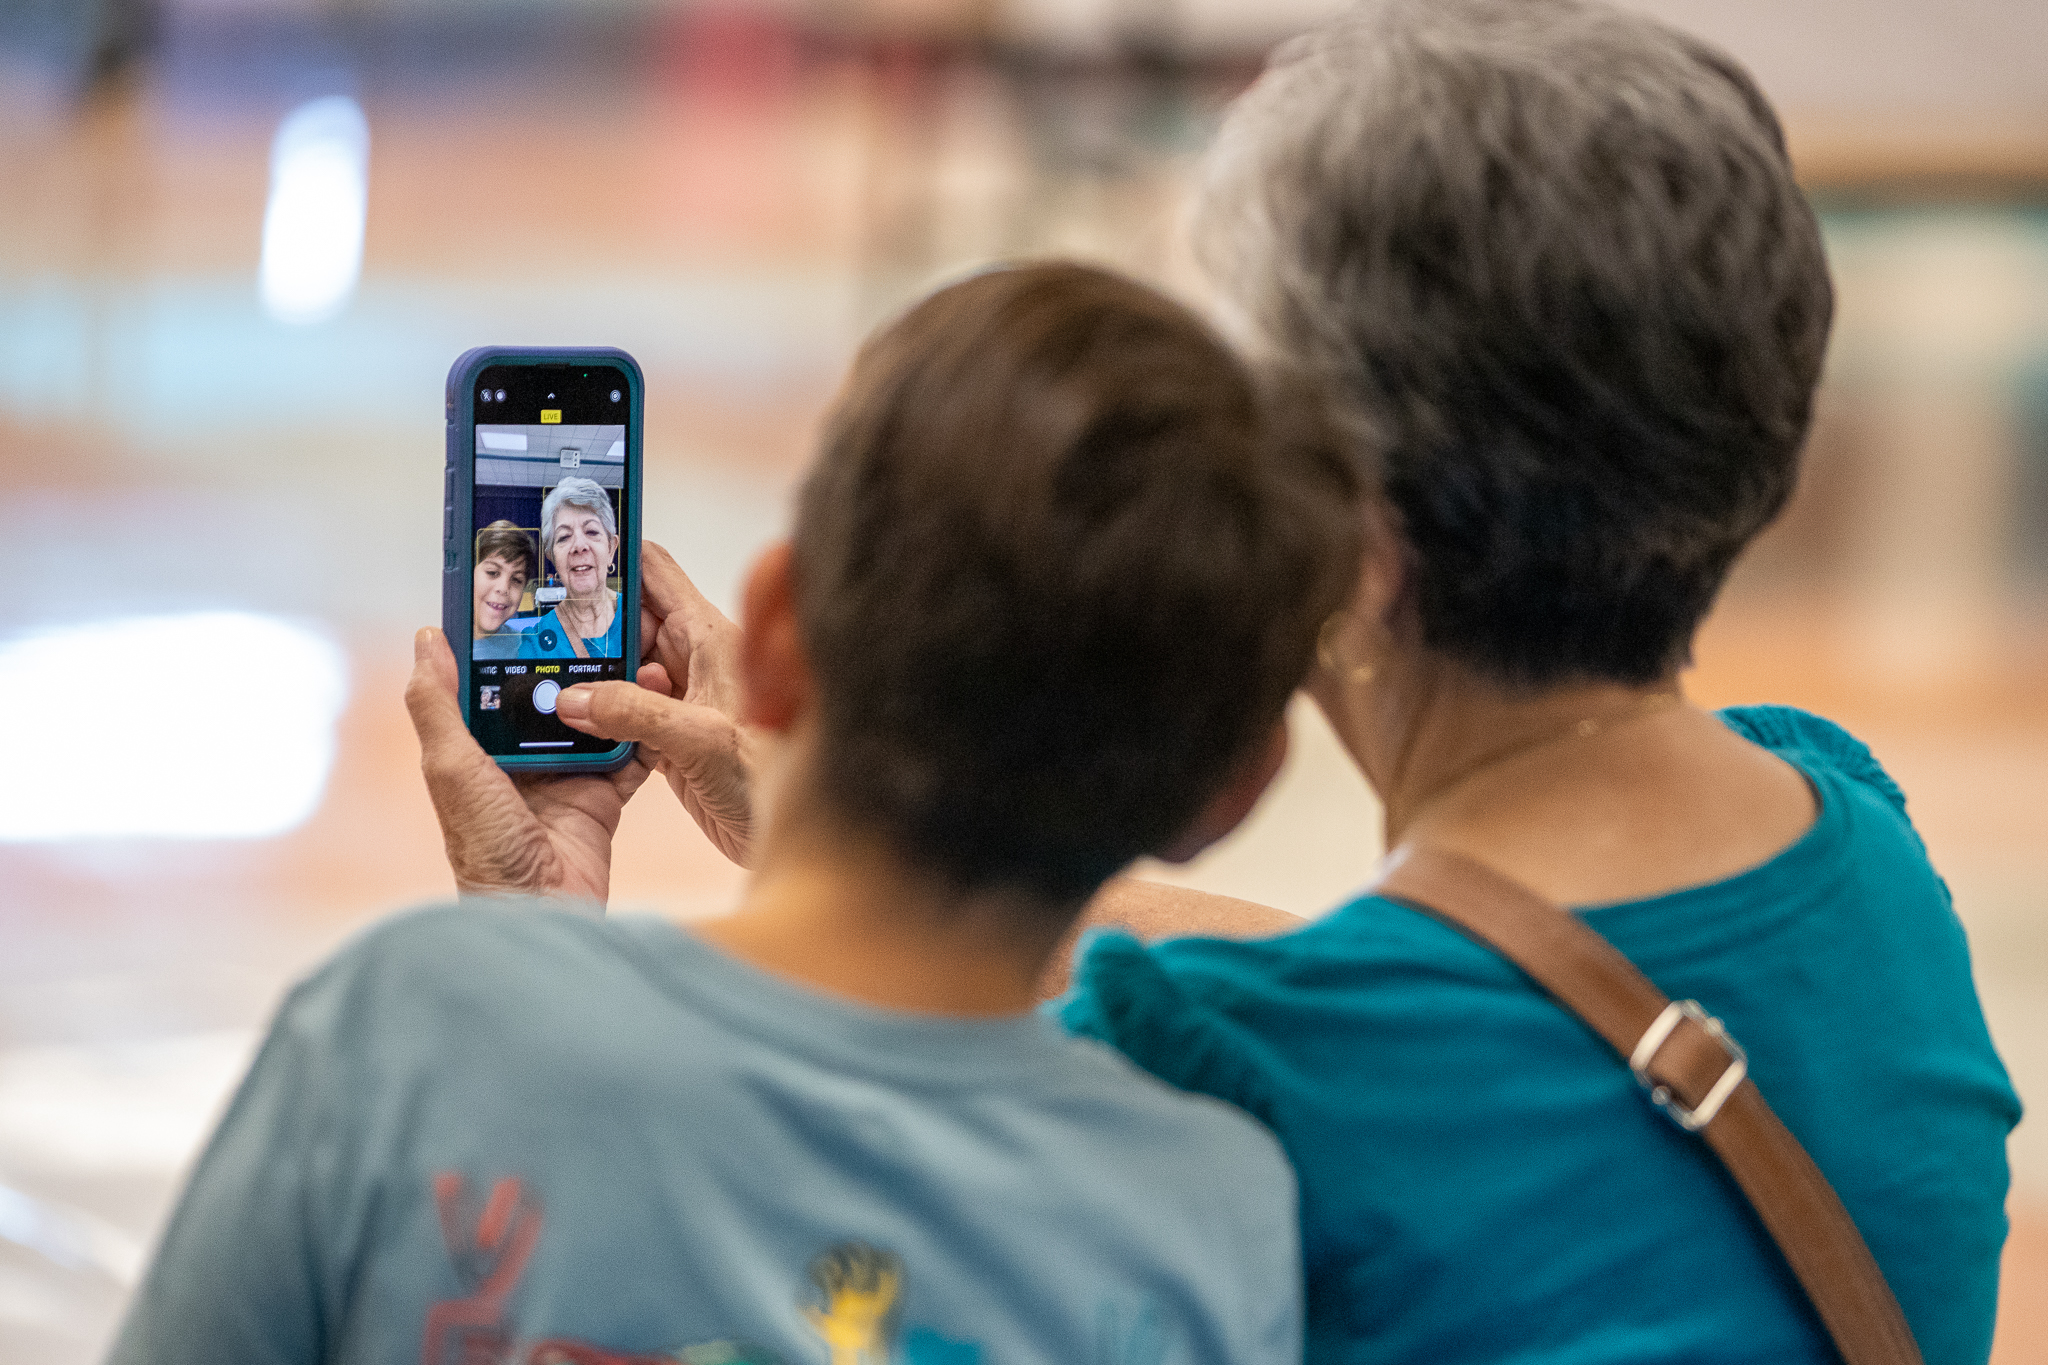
[1374,844,1923,1365]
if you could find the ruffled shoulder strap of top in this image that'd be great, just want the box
[1057,931,1279,1128]
[1718,704,1908,816]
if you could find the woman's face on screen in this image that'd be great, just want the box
[549,507,616,599]
[472,554,527,636]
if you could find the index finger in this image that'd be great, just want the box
[403,627,471,754]
[405,627,575,890]
[640,541,730,631]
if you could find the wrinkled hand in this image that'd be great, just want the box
[555,541,758,867]
[405,627,652,903]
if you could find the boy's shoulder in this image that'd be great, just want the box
[289,898,622,1016]
[301,902,1290,1181]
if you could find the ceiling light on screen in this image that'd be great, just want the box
[258,96,370,326]
[0,614,348,842]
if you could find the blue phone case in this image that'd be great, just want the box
[444,346,643,774]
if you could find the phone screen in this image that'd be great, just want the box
[463,361,635,760]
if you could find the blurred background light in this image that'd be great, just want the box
[0,614,348,842]
[0,1183,143,1287]
[257,95,370,326]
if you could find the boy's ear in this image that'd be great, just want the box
[1154,720,1289,864]
[738,542,812,733]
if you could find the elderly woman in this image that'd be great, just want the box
[471,520,535,661]
[413,1,2019,1362]
[1071,6,2014,1361]
[522,475,624,660]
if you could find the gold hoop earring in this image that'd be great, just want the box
[1317,613,1377,685]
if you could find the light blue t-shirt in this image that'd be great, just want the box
[472,626,529,661]
[112,906,1301,1365]
[1061,706,2021,1365]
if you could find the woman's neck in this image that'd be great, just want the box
[1369,669,1685,846]
[1317,649,1815,908]
[559,588,613,638]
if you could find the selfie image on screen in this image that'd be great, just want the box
[472,424,625,663]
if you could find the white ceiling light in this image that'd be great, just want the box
[258,96,371,326]
[0,613,348,841]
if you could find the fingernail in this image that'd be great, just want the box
[556,685,592,720]
[414,627,435,658]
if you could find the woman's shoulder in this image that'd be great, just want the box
[1715,704,1907,816]
[1057,930,1282,1127]
[1056,903,1507,1108]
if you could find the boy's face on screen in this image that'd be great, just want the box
[473,554,527,636]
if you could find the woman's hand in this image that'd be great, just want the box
[405,627,651,903]
[554,541,759,867]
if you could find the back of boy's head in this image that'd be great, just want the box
[793,261,1362,909]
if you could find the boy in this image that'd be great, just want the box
[110,262,1359,1365]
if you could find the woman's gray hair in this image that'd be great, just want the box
[1194,0,1833,687]
[540,476,618,561]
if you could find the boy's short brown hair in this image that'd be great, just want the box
[474,521,535,580]
[794,262,1362,906]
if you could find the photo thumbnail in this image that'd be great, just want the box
[471,423,627,662]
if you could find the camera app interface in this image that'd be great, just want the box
[467,363,631,758]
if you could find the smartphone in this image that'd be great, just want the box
[444,347,644,773]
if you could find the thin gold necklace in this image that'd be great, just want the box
[1396,691,1683,837]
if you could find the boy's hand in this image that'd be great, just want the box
[405,627,651,904]
[555,541,759,867]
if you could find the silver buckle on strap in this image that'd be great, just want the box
[1629,999,1747,1131]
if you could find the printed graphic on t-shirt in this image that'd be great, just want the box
[802,1243,901,1365]
[420,1173,987,1365]
[423,1172,542,1365]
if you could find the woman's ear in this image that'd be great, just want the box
[1154,721,1289,864]
[1307,497,1408,714]
[738,542,812,733]
[1354,497,1407,634]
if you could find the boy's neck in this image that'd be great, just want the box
[694,815,1079,1018]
